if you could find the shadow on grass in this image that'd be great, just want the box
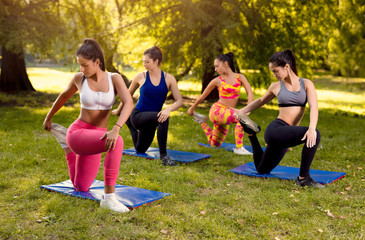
[0,91,79,108]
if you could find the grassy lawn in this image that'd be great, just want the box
[0,68,364,239]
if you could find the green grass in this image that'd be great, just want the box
[0,68,364,239]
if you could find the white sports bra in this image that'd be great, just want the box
[79,72,115,110]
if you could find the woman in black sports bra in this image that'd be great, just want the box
[234,49,324,188]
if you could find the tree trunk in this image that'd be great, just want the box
[0,46,35,93]
[105,54,130,88]
[200,0,223,100]
[201,41,219,100]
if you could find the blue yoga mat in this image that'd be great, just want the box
[229,162,346,184]
[198,142,265,153]
[41,180,171,209]
[123,147,211,163]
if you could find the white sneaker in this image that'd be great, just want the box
[50,123,68,148]
[193,112,208,123]
[100,195,130,213]
[233,147,253,155]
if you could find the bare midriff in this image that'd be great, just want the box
[277,106,305,126]
[218,98,239,108]
[79,108,111,128]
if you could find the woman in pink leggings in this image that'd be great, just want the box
[43,39,133,212]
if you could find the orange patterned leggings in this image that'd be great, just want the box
[200,102,244,148]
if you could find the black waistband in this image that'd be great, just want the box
[278,103,306,107]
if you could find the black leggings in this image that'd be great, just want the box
[248,118,321,177]
[126,108,169,155]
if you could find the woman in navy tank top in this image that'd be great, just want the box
[233,49,324,188]
[113,46,183,166]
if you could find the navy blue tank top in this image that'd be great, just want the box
[277,78,307,107]
[135,71,168,112]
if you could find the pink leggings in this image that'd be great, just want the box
[201,102,244,148]
[65,119,123,192]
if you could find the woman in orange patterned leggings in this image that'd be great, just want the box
[188,52,254,155]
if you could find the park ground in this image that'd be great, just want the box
[0,67,364,239]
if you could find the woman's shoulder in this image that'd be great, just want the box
[163,72,177,84]
[110,72,120,78]
[136,71,147,79]
[72,72,84,83]
[265,81,280,96]
[162,71,172,78]
[237,73,248,81]
[301,78,312,83]
[110,72,124,83]
[237,72,245,78]
[270,81,281,87]
[131,71,146,82]
[212,76,221,84]
[268,81,281,90]
[301,78,315,90]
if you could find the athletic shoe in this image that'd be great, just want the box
[161,155,178,166]
[193,112,208,123]
[100,194,130,213]
[50,123,68,148]
[233,147,253,155]
[295,176,325,188]
[236,112,261,134]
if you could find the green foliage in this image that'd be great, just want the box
[124,0,350,87]
[224,0,339,86]
[52,0,155,80]
[2,0,364,92]
[328,0,365,77]
[0,0,63,55]
[0,68,364,239]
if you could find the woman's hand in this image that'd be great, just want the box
[231,108,240,120]
[100,127,120,151]
[157,108,171,123]
[111,108,121,116]
[111,102,124,116]
[301,128,317,148]
[230,107,250,121]
[43,118,52,131]
[187,106,195,116]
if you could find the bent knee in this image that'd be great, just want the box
[135,146,148,154]
[75,183,91,192]
[116,136,124,148]
[256,168,271,175]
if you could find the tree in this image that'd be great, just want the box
[57,0,147,86]
[0,0,62,92]
[328,0,365,77]
[223,0,340,86]
[128,0,335,92]
[199,0,224,99]
[130,0,229,99]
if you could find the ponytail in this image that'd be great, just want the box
[269,49,297,75]
[144,46,163,65]
[216,52,235,72]
[76,38,106,71]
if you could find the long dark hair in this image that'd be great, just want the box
[144,46,163,65]
[269,49,297,75]
[216,52,235,72]
[76,38,106,71]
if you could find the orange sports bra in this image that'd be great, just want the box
[218,75,241,99]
